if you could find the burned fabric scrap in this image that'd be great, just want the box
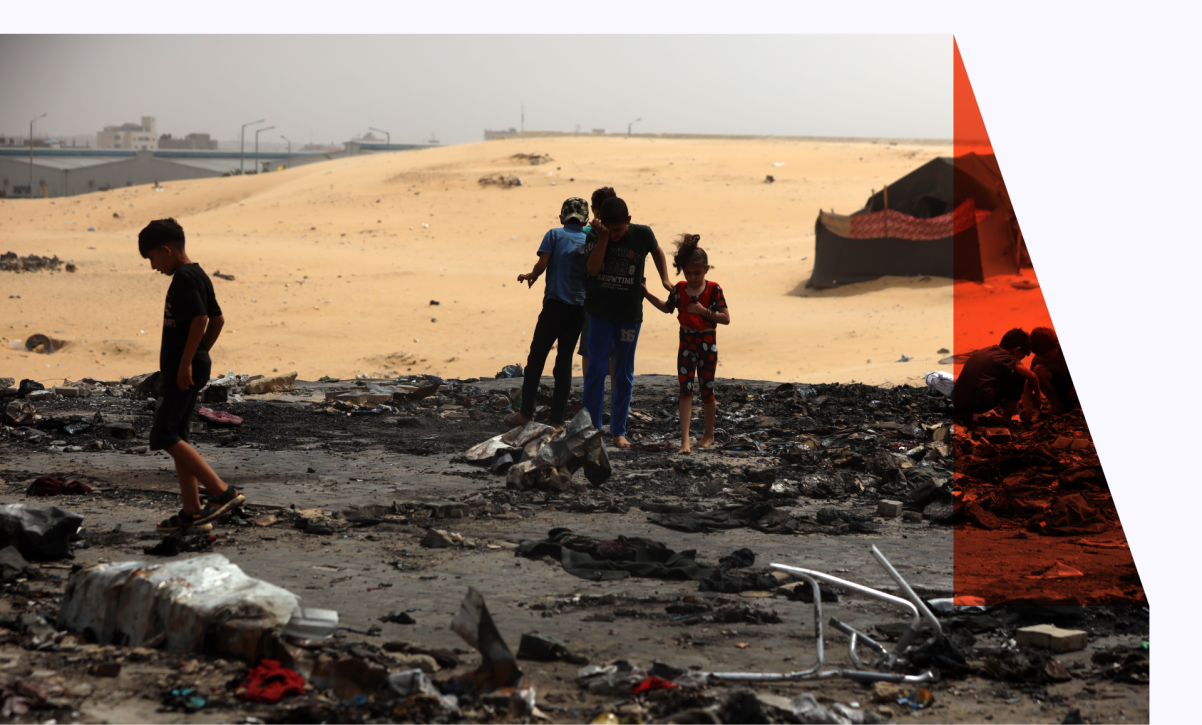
[517,528,713,581]
[647,502,776,533]
[1029,494,1111,536]
[698,548,779,593]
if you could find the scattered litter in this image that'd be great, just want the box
[898,686,935,709]
[479,175,523,188]
[517,632,589,665]
[25,476,93,497]
[160,686,206,713]
[925,370,953,396]
[239,659,306,703]
[143,527,215,556]
[495,364,524,379]
[197,407,244,427]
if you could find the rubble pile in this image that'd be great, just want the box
[0,252,73,273]
[953,409,1114,534]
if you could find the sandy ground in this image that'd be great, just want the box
[1,136,954,388]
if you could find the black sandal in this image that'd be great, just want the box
[194,487,246,525]
[156,509,214,533]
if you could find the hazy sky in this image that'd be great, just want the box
[1,35,950,146]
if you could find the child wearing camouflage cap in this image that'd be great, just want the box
[509,198,592,428]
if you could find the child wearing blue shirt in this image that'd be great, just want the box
[509,197,591,428]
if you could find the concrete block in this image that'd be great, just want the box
[1015,624,1088,653]
[26,389,55,401]
[876,500,903,518]
[54,386,92,398]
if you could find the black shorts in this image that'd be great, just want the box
[149,352,212,451]
[1049,369,1076,407]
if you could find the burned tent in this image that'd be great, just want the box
[806,153,1026,289]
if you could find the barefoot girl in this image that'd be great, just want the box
[643,234,730,453]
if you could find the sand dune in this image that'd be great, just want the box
[1,136,957,387]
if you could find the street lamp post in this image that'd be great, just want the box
[240,119,265,174]
[281,135,291,168]
[29,113,46,195]
[368,127,390,146]
[628,118,641,137]
[254,126,275,174]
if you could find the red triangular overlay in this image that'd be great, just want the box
[951,38,1145,607]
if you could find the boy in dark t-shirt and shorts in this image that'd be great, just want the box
[139,218,245,532]
[953,328,1042,425]
[583,197,672,449]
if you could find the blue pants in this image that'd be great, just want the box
[583,318,640,437]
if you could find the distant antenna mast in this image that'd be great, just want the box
[521,104,524,133]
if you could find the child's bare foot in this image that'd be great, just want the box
[696,435,715,449]
[613,435,631,449]
[678,441,692,455]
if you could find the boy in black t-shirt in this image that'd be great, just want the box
[953,328,1042,424]
[582,197,672,448]
[139,218,245,532]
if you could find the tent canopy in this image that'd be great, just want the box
[806,153,1022,289]
[863,153,1007,218]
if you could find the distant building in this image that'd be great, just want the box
[592,129,605,134]
[1,136,24,147]
[484,128,517,140]
[97,116,157,150]
[158,132,218,150]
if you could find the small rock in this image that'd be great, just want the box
[420,528,456,549]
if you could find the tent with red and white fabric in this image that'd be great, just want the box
[805,153,1026,289]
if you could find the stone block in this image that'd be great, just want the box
[54,387,91,398]
[1015,624,1088,653]
[876,500,903,518]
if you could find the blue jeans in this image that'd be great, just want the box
[583,318,640,437]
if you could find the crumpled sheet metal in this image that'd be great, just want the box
[441,587,538,717]
[468,409,611,490]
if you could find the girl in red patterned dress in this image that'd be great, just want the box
[643,234,730,454]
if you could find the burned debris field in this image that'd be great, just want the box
[0,373,1147,723]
